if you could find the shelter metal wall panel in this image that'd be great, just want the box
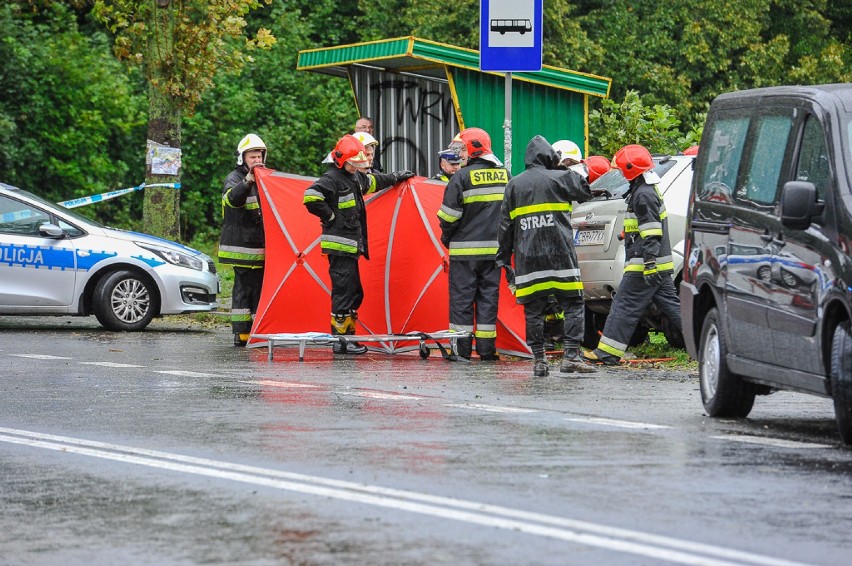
[451,69,587,175]
[350,67,460,179]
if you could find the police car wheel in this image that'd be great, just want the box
[698,307,756,418]
[93,269,157,331]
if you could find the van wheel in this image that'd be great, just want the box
[830,322,852,445]
[699,307,756,417]
[93,270,156,331]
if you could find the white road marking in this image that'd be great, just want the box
[80,362,145,368]
[565,417,671,430]
[711,435,832,449]
[443,403,538,414]
[0,427,810,566]
[239,380,320,388]
[338,391,422,400]
[154,370,218,378]
[9,354,72,360]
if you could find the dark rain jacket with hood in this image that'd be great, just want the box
[303,166,397,259]
[496,135,593,304]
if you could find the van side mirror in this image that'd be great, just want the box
[780,181,824,230]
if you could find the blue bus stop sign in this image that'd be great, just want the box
[479,0,543,72]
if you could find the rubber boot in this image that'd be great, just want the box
[533,358,549,377]
[560,346,596,374]
[345,311,367,355]
[582,348,621,366]
[331,313,352,355]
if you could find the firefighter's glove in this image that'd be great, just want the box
[393,170,415,184]
[322,213,335,227]
[504,266,517,295]
[643,260,663,287]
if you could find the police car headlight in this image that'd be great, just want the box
[136,242,204,271]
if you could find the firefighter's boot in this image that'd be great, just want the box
[560,346,596,374]
[331,313,362,355]
[533,357,549,377]
[582,348,621,366]
[234,333,249,347]
[345,310,368,354]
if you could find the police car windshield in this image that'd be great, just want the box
[589,157,678,199]
[14,187,105,228]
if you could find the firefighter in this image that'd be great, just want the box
[432,145,462,182]
[584,144,682,365]
[438,127,510,361]
[497,135,595,377]
[219,133,268,347]
[585,155,612,183]
[304,135,414,354]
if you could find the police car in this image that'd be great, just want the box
[0,182,219,331]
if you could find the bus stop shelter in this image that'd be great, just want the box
[297,37,611,177]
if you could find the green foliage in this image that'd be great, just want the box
[0,3,146,227]
[589,91,702,157]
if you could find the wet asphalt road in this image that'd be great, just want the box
[1,316,852,566]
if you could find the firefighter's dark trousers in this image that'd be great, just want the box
[524,294,584,361]
[449,259,500,358]
[231,266,264,335]
[597,274,682,359]
[328,254,364,316]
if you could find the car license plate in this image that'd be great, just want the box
[574,229,605,246]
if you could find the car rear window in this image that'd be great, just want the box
[589,158,678,199]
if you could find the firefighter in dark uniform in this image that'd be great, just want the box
[438,127,510,361]
[304,134,414,354]
[218,133,268,347]
[584,144,682,365]
[497,136,596,377]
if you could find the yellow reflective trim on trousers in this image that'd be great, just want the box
[449,247,498,256]
[321,241,358,254]
[463,193,504,204]
[475,329,497,338]
[598,341,625,357]
[509,202,572,220]
[516,280,584,297]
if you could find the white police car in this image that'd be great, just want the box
[0,182,219,331]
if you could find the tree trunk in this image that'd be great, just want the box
[142,4,181,241]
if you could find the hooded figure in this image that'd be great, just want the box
[497,135,595,377]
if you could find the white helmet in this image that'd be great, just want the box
[552,139,583,165]
[236,133,267,166]
[352,131,378,147]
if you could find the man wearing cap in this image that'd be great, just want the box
[432,146,463,182]
[584,144,682,365]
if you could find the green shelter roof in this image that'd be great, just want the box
[297,37,610,98]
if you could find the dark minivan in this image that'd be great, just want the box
[680,84,852,444]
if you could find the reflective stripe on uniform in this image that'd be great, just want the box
[462,186,505,204]
[509,202,572,220]
[515,268,581,285]
[321,235,359,254]
[438,205,463,223]
[450,323,475,333]
[448,240,498,256]
[338,193,356,209]
[303,188,325,204]
[598,336,628,358]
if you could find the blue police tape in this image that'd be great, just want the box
[57,182,181,209]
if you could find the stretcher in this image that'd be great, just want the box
[250,330,470,362]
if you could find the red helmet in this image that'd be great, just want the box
[332,135,369,169]
[611,144,654,181]
[584,155,612,183]
[459,127,492,159]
